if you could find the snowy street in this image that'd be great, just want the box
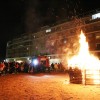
[0,73,100,100]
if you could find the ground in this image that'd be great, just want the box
[0,72,100,100]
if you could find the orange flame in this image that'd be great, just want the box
[68,30,100,70]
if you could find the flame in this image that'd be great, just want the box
[68,30,100,69]
[68,30,100,84]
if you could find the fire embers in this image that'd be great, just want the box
[68,67,82,84]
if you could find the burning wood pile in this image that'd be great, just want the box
[68,67,82,84]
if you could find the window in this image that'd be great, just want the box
[92,13,100,19]
[96,44,100,50]
[96,36,100,39]
[46,29,51,33]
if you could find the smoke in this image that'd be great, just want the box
[24,0,83,33]
[24,0,41,33]
[55,17,83,69]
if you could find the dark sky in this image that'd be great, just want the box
[0,0,99,60]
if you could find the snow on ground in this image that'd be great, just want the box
[0,72,100,100]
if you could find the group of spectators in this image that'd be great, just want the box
[0,61,29,76]
[50,63,65,72]
[0,61,66,76]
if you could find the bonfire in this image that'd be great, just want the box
[68,30,100,85]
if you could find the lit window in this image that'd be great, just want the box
[64,40,67,44]
[51,42,54,46]
[92,13,100,19]
[96,36,100,39]
[46,29,51,33]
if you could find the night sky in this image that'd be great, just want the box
[0,0,99,60]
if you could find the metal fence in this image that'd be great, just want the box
[68,68,100,85]
[84,69,100,85]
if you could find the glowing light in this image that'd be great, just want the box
[46,29,51,33]
[32,59,38,66]
[16,60,23,63]
[92,13,100,19]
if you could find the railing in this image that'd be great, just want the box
[68,68,100,85]
[84,69,100,85]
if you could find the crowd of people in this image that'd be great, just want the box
[0,61,29,76]
[0,61,66,76]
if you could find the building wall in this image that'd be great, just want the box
[6,14,100,61]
